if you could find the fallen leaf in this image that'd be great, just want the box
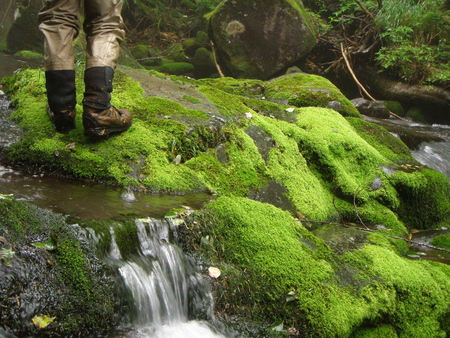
[208,267,221,278]
[32,314,56,329]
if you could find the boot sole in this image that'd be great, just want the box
[84,125,131,137]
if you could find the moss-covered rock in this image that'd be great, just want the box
[265,72,361,117]
[2,64,450,336]
[198,196,450,337]
[158,62,195,76]
[0,199,121,337]
[2,67,449,231]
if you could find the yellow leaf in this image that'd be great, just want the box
[32,314,56,329]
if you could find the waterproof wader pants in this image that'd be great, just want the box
[38,0,132,135]
[38,0,125,71]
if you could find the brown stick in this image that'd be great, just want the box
[210,40,225,78]
[340,42,406,120]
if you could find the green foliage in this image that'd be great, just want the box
[374,0,450,84]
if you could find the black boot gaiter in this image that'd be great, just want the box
[45,70,76,113]
[83,66,114,110]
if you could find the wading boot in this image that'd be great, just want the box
[83,66,132,137]
[45,70,77,132]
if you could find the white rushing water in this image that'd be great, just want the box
[412,140,450,179]
[110,218,224,338]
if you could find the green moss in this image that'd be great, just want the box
[384,101,405,117]
[0,200,50,243]
[111,220,139,260]
[265,73,360,117]
[129,44,149,59]
[0,199,119,335]
[56,237,92,292]
[199,85,253,116]
[431,234,450,250]
[205,196,333,298]
[182,95,201,104]
[198,77,265,97]
[347,117,413,162]
[390,168,450,229]
[158,62,194,75]
[352,324,398,337]
[14,50,44,59]
[204,196,450,336]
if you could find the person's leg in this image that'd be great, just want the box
[38,0,80,132]
[82,0,131,136]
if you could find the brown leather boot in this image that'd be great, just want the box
[47,105,76,133]
[82,67,132,137]
[83,105,132,136]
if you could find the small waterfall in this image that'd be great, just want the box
[109,218,224,338]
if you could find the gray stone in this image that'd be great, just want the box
[208,0,317,80]
[351,98,390,119]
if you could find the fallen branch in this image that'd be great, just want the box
[340,42,406,120]
[298,219,450,254]
[210,40,225,78]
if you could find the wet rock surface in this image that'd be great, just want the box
[0,200,122,337]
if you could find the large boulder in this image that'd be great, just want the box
[5,0,43,54]
[208,0,317,80]
[0,0,17,51]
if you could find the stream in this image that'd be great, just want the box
[1,52,450,336]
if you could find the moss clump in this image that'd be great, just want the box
[182,95,201,104]
[158,62,194,76]
[129,44,149,60]
[265,73,360,117]
[202,196,450,337]
[198,77,265,97]
[347,117,413,162]
[353,325,399,337]
[431,234,450,250]
[14,50,43,59]
[390,168,450,230]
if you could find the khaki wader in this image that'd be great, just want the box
[38,0,125,71]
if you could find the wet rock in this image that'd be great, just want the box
[0,199,122,337]
[313,224,370,255]
[351,98,391,119]
[370,177,383,190]
[249,180,297,215]
[245,125,277,163]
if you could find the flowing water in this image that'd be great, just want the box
[363,115,450,180]
[108,218,225,337]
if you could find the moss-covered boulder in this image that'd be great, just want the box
[265,72,361,117]
[2,65,450,336]
[2,67,449,231]
[193,197,450,337]
[207,0,317,79]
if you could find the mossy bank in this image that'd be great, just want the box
[2,66,450,336]
[0,198,122,337]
